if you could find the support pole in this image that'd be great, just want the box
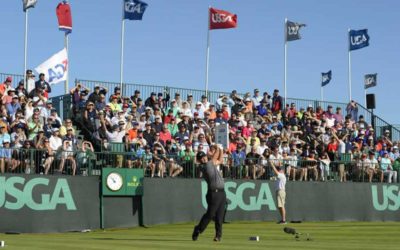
[64,33,69,94]
[205,7,211,97]
[284,18,288,105]
[348,29,352,101]
[24,9,29,89]
[120,13,126,91]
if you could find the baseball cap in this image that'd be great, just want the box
[196,151,207,161]
[5,76,12,82]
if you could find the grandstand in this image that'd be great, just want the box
[0,72,399,183]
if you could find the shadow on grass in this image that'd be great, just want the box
[93,238,191,242]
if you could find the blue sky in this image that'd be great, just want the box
[1,0,399,124]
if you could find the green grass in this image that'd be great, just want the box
[1,222,399,250]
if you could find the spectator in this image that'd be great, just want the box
[159,124,172,146]
[58,140,76,176]
[35,73,52,97]
[179,142,195,177]
[246,146,264,179]
[0,140,12,173]
[88,85,108,104]
[271,89,283,113]
[366,151,379,182]
[16,80,29,98]
[152,143,166,177]
[145,92,157,109]
[380,152,397,183]
[6,95,21,118]
[0,76,12,95]
[42,138,55,175]
[49,128,62,151]
[142,145,155,176]
[130,90,141,105]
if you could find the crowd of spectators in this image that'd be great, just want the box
[1,72,399,183]
[69,81,398,183]
[0,72,94,175]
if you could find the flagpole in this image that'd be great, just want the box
[64,33,69,94]
[120,2,125,91]
[205,6,211,97]
[348,28,352,101]
[321,87,323,102]
[321,75,323,101]
[284,18,287,105]
[364,88,367,108]
[24,9,29,89]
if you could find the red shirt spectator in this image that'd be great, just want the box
[159,125,172,145]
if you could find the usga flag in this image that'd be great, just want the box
[23,0,37,12]
[209,8,237,30]
[321,70,332,87]
[286,20,306,41]
[124,0,148,20]
[35,48,68,85]
[364,73,377,89]
[56,1,72,34]
[349,29,370,51]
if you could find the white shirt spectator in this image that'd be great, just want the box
[49,135,62,151]
[276,172,286,191]
[257,144,268,155]
[106,130,125,143]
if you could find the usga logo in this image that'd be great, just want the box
[0,177,76,211]
[211,13,233,23]
[371,185,400,211]
[287,25,300,35]
[48,59,68,83]
[125,0,143,13]
[202,181,276,211]
[350,34,368,46]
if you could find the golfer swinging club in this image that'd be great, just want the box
[192,145,226,242]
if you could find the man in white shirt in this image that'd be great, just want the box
[49,128,62,151]
[271,156,287,224]
[365,151,379,183]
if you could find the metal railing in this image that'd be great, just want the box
[2,147,399,183]
[75,78,236,105]
[0,73,24,86]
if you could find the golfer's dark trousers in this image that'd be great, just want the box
[197,189,226,237]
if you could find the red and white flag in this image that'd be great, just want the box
[56,1,72,34]
[209,8,237,30]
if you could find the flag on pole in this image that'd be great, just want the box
[123,0,148,20]
[35,48,68,85]
[56,1,72,34]
[286,20,306,41]
[349,29,370,51]
[209,8,237,30]
[364,73,377,89]
[321,70,332,87]
[23,0,37,12]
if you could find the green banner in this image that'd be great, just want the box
[102,168,144,196]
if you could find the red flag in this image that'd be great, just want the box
[209,8,237,30]
[56,1,72,34]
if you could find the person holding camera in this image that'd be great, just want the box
[270,156,287,224]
